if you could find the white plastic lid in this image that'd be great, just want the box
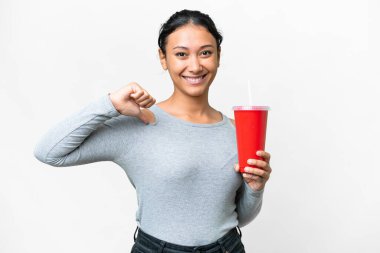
[233,106,270,111]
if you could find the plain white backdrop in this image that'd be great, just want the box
[1,0,379,252]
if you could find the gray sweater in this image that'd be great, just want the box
[34,95,263,246]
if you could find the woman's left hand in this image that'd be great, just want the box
[234,151,272,192]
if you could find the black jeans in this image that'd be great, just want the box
[131,226,245,253]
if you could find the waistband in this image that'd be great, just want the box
[133,226,242,252]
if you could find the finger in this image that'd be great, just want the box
[144,99,156,108]
[142,100,154,108]
[242,173,261,181]
[130,90,144,98]
[135,92,150,103]
[234,164,240,172]
[136,94,150,104]
[243,167,270,179]
[256,151,271,162]
[130,90,144,100]
[247,159,268,170]
[139,98,154,107]
[127,84,141,94]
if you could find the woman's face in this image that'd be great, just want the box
[159,23,220,98]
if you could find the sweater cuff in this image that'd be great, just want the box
[244,181,264,198]
[102,94,121,117]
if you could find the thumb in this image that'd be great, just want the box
[234,164,240,173]
[136,108,149,124]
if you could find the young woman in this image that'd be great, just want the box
[34,10,272,253]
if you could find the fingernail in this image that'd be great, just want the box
[247,159,255,165]
[256,151,261,156]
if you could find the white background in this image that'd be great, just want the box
[1,0,379,252]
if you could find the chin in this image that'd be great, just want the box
[183,85,210,97]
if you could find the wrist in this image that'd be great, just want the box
[245,181,265,194]
[108,93,122,113]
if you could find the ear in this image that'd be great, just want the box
[158,48,168,70]
[217,47,221,67]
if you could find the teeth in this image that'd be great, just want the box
[184,75,205,84]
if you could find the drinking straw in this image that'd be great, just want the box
[247,80,253,105]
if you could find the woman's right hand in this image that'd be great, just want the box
[109,82,156,123]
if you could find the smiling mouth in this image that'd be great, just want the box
[182,74,207,85]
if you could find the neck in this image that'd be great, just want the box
[164,89,212,116]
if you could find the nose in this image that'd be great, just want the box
[188,55,203,73]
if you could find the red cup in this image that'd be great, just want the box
[233,106,269,173]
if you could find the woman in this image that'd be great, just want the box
[34,9,272,253]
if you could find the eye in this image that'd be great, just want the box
[201,50,212,56]
[175,52,187,57]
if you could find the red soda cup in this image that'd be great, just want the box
[233,106,270,173]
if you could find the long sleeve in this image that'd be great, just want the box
[34,95,129,167]
[235,181,264,227]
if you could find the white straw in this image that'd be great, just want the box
[247,80,253,105]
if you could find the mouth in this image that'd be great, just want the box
[182,74,207,85]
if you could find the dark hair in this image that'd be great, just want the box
[158,9,223,55]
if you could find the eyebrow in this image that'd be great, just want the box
[172,45,214,50]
